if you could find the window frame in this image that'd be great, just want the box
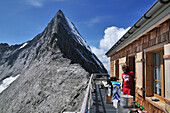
[153,51,165,101]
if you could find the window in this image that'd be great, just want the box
[153,52,161,96]
[153,51,164,99]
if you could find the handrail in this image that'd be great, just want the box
[80,73,109,113]
[65,73,107,113]
[80,74,93,113]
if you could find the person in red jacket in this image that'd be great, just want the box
[121,64,135,96]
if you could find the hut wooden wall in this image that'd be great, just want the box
[109,19,170,112]
[110,57,115,77]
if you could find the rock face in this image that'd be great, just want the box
[0,10,107,113]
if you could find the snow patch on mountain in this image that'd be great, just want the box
[0,74,20,93]
[19,43,28,49]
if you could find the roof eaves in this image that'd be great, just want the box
[105,0,169,57]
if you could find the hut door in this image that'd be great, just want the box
[129,56,136,72]
[128,56,136,99]
[115,60,119,80]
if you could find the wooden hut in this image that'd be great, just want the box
[106,0,170,112]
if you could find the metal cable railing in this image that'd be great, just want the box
[80,73,108,113]
[80,74,93,113]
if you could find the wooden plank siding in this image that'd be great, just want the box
[110,58,115,77]
[110,20,170,61]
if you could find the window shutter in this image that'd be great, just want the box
[136,52,144,97]
[164,43,170,99]
[119,57,126,82]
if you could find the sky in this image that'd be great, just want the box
[0,0,156,71]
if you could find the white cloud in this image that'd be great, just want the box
[87,17,102,27]
[77,16,112,27]
[91,26,130,72]
[52,0,65,1]
[100,26,130,50]
[26,0,65,7]
[91,46,110,71]
[26,0,45,7]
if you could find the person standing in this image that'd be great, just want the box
[121,64,135,96]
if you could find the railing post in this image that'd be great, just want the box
[80,74,93,113]
[80,73,108,113]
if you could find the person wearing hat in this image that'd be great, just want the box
[121,64,135,96]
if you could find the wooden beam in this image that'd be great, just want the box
[128,53,136,57]
[136,59,143,62]
[163,54,170,59]
[145,97,166,112]
[144,41,166,53]
[164,98,170,104]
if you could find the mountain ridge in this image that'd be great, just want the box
[0,10,107,113]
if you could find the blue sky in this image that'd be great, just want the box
[0,0,156,71]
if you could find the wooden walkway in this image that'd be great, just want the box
[90,83,131,113]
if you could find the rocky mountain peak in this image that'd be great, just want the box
[0,10,107,113]
[56,9,65,17]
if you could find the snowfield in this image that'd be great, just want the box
[0,74,20,93]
